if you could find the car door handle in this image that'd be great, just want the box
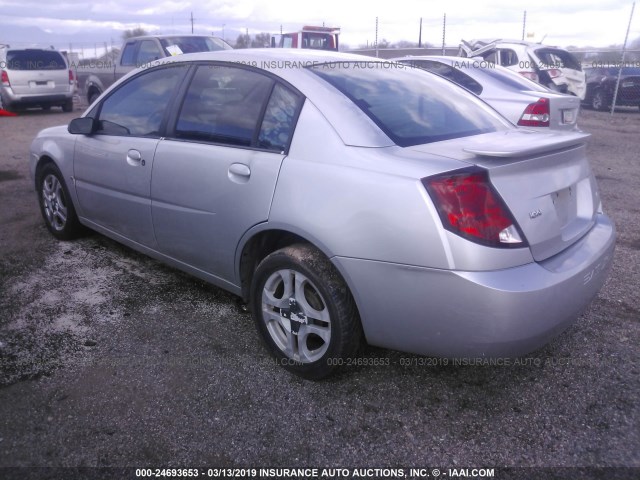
[228,163,251,183]
[126,149,144,166]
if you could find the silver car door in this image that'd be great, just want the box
[151,65,303,283]
[73,64,188,247]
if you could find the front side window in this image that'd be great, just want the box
[311,62,508,147]
[97,64,187,137]
[175,65,275,147]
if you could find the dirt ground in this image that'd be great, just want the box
[0,105,638,478]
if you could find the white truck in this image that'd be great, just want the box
[271,26,340,51]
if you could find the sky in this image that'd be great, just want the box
[0,0,638,56]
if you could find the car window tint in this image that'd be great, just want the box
[403,60,483,95]
[175,65,274,147]
[97,64,187,137]
[6,50,66,70]
[311,62,507,147]
[137,40,162,65]
[499,49,518,67]
[258,84,303,152]
[120,43,137,66]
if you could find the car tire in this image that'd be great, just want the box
[37,163,83,240]
[62,100,73,112]
[251,243,362,380]
[591,89,608,111]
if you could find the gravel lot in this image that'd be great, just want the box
[0,105,638,478]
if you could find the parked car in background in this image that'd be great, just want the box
[76,35,232,105]
[30,50,614,379]
[0,45,74,112]
[395,56,581,130]
[459,39,586,99]
[583,65,640,111]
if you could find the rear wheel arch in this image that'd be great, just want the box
[238,229,314,303]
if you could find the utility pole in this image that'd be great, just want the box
[442,13,446,55]
[611,1,636,115]
[190,12,194,34]
[418,17,422,48]
[522,10,526,41]
[375,16,379,58]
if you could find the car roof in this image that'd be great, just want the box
[99,49,402,148]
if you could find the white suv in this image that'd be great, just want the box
[459,39,586,100]
[0,46,74,112]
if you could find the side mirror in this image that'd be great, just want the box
[68,117,97,135]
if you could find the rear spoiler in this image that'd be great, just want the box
[463,131,590,158]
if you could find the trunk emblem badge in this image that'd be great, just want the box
[529,209,542,219]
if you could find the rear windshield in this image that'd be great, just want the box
[535,48,582,71]
[5,50,66,70]
[310,62,508,147]
[159,36,232,55]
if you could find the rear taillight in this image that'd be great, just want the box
[547,68,561,79]
[423,168,525,248]
[518,98,550,127]
[519,71,539,83]
[1,70,9,86]
[68,69,74,85]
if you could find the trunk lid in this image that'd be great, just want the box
[409,129,599,261]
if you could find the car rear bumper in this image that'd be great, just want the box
[334,213,615,358]
[1,88,72,107]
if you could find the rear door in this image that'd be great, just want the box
[151,64,304,282]
[73,63,188,247]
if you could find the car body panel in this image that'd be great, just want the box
[151,139,286,283]
[395,56,581,130]
[29,49,615,360]
[334,213,614,357]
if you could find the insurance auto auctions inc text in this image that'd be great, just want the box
[251,468,495,478]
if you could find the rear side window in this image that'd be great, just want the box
[97,64,187,137]
[175,65,275,147]
[499,49,518,67]
[120,43,137,66]
[311,62,508,147]
[258,84,303,152]
[6,50,66,70]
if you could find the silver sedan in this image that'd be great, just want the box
[395,56,581,130]
[30,50,615,379]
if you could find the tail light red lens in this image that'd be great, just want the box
[518,98,550,127]
[422,168,525,248]
[1,70,9,86]
[68,69,74,85]
[547,69,561,78]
